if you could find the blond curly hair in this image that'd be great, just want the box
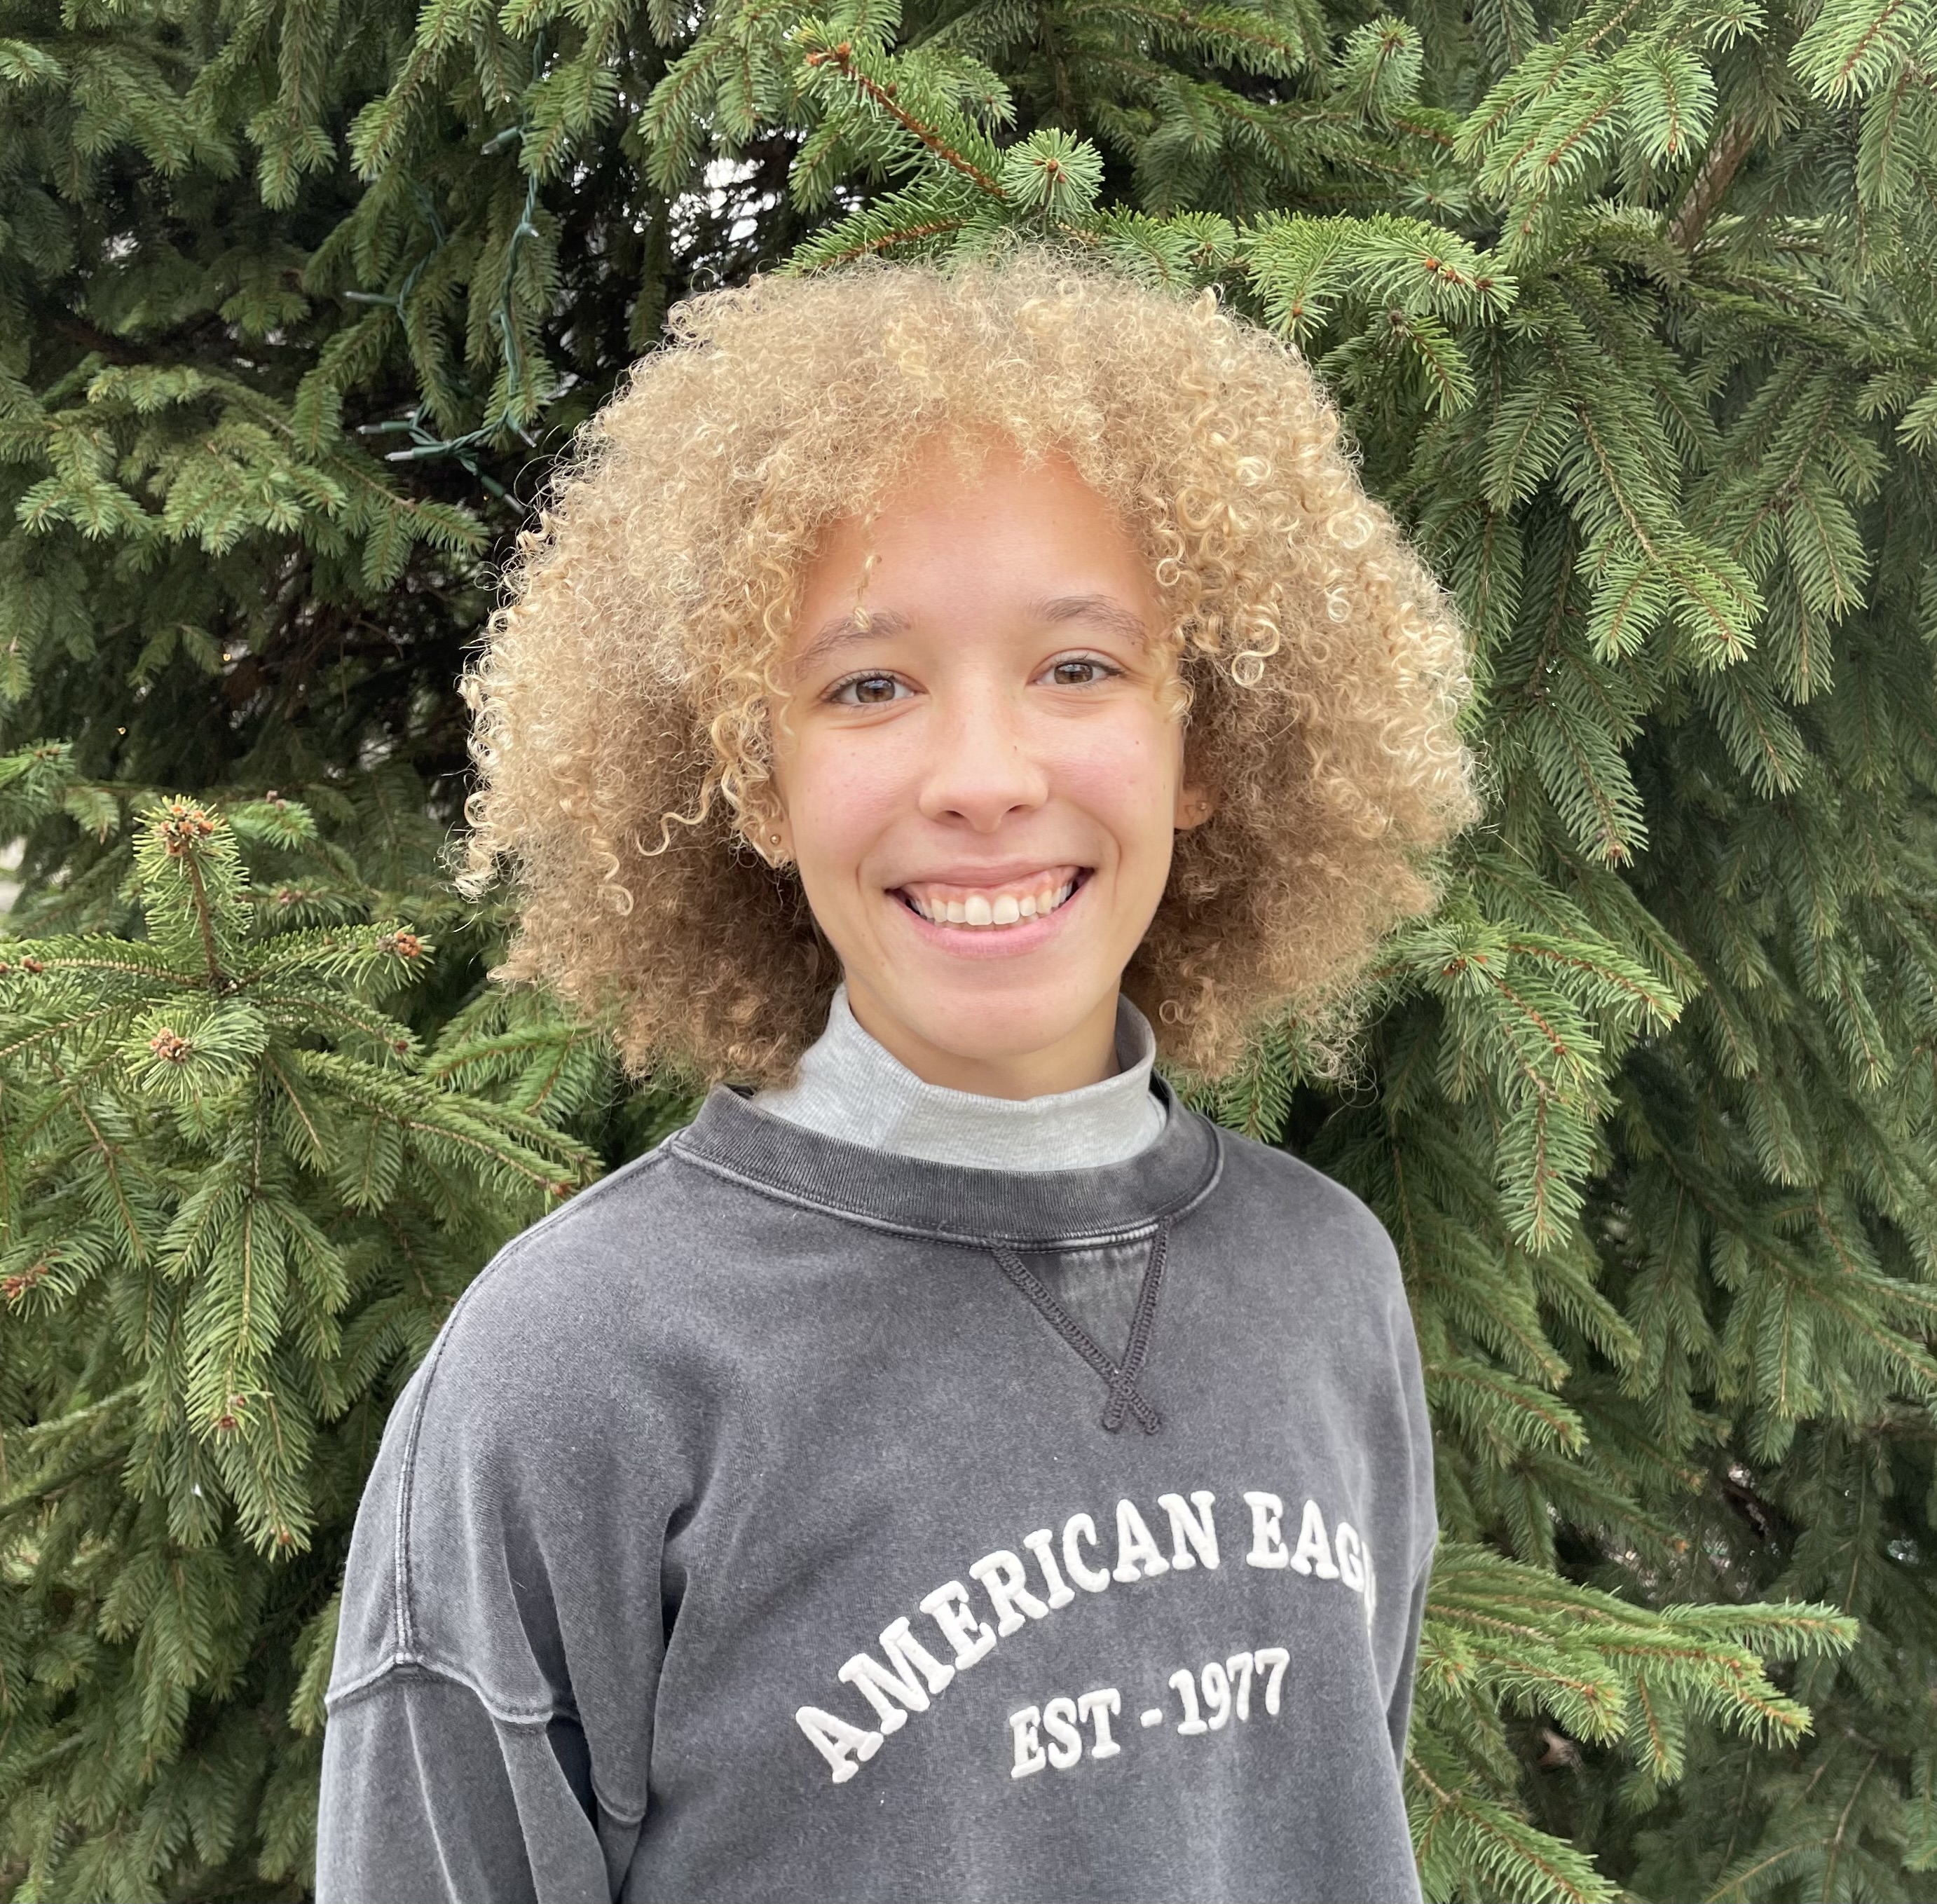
[458,247,1479,1087]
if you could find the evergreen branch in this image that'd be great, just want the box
[1507,949,1664,1020]
[0,1382,141,1498]
[44,1064,159,1268]
[261,1047,328,1159]
[203,1102,272,1432]
[248,989,416,1053]
[1064,0,1318,75]
[1671,114,1755,251]
[790,212,973,268]
[800,41,1007,197]
[285,1048,594,1193]
[1427,1355,1588,1451]
[0,1448,131,1522]
[179,847,225,986]
[390,1107,580,1191]
[0,1001,149,1067]
[1791,0,1926,104]
[1568,399,1754,658]
[1407,1747,1613,1902]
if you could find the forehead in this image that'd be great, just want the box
[785,437,1161,664]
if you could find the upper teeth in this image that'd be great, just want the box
[902,876,1079,927]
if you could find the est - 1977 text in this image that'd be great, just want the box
[1007,1645,1294,1777]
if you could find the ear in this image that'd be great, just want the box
[754,811,794,864]
[1174,782,1218,830]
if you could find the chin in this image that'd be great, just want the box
[900,990,1107,1061]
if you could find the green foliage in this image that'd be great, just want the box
[0,755,611,1898]
[1409,1545,1855,1903]
[0,0,1934,1895]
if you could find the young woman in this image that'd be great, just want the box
[315,250,1478,1903]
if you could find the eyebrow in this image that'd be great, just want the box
[1035,593,1149,646]
[790,594,1148,673]
[791,607,915,673]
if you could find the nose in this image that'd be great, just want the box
[914,679,1049,832]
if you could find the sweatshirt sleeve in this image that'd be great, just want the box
[317,1676,625,1904]
[314,1226,673,1904]
[1383,1547,1435,1773]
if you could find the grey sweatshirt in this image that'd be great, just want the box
[315,1073,1436,1904]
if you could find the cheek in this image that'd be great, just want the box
[1058,714,1182,847]
[786,739,909,873]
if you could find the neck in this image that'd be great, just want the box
[840,978,1121,1098]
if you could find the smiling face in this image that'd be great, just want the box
[765,436,1213,1098]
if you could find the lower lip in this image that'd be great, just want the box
[889,873,1090,959]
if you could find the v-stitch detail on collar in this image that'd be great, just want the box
[989,1217,1173,1434]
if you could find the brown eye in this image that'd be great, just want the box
[1050,659,1102,686]
[830,671,909,706]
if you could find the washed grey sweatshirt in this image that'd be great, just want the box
[316,1067,1436,1904]
[752,982,1166,1167]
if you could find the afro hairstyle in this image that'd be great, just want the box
[458,247,1480,1086]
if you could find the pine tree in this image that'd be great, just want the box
[1,0,1934,1897]
[0,751,611,1897]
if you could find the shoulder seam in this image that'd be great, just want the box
[326,1650,569,1725]
[323,1655,649,1826]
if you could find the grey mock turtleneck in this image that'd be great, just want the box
[751,982,1166,1170]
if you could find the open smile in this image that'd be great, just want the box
[887,866,1093,950]
[892,865,1091,929]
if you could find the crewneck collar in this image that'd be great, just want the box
[750,982,1165,1172]
[673,1067,1223,1247]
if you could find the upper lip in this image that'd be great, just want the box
[889,862,1089,887]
